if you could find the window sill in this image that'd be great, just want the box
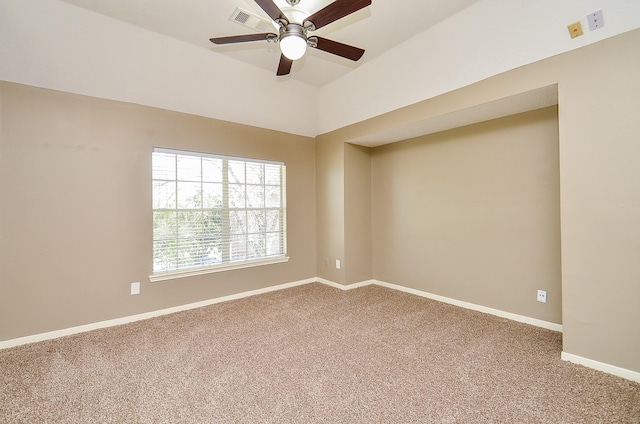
[149,256,290,283]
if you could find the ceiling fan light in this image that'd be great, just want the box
[280,33,307,60]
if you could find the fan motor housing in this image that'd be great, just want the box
[280,22,306,41]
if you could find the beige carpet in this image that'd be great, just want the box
[1,283,639,423]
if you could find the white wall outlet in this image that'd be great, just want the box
[537,289,547,303]
[131,282,140,295]
[587,10,604,31]
[335,259,341,269]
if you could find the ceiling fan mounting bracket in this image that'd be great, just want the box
[306,36,318,48]
[303,20,316,32]
[285,0,301,5]
[275,18,289,29]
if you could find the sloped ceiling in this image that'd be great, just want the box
[1,0,640,140]
[57,0,481,87]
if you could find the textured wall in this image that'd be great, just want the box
[0,82,316,340]
[319,29,640,373]
[371,107,561,323]
[315,137,345,284]
[345,143,372,285]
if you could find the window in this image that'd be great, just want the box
[150,148,287,281]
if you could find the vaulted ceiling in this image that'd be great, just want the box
[2,0,639,140]
[58,0,481,87]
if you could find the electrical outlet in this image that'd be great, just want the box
[537,289,547,303]
[567,21,583,39]
[131,282,140,295]
[335,260,341,269]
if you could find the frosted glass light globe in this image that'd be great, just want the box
[280,34,307,60]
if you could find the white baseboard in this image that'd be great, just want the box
[561,352,640,383]
[0,277,564,349]
[0,277,316,350]
[315,277,375,291]
[6,276,638,384]
[372,280,564,332]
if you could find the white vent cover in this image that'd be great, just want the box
[230,8,277,33]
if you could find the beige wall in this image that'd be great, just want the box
[0,82,316,341]
[372,107,561,323]
[315,137,345,283]
[315,139,373,285]
[345,143,372,285]
[557,36,640,372]
[319,28,640,373]
[2,29,639,376]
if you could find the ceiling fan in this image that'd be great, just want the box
[210,0,372,76]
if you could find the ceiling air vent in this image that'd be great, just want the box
[230,8,276,33]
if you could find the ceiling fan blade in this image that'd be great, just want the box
[304,0,371,31]
[209,33,277,44]
[254,0,288,24]
[313,37,365,61]
[277,55,293,76]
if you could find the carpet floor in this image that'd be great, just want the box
[1,283,639,423]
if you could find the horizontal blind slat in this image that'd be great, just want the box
[152,149,287,273]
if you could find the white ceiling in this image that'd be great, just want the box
[58,0,481,87]
[5,0,638,140]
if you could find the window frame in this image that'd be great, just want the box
[149,147,288,282]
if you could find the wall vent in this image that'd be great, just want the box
[230,8,277,33]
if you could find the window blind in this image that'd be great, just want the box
[152,148,287,274]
